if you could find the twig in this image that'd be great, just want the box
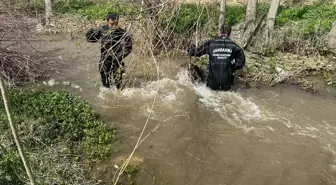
[0,77,36,185]
[112,33,161,185]
[234,74,260,89]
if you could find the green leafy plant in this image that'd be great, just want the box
[0,88,117,184]
[0,150,24,185]
[167,3,209,34]
[276,3,336,36]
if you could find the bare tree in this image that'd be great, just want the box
[44,0,53,26]
[265,0,280,38]
[218,0,226,30]
[244,0,258,37]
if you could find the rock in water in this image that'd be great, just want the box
[327,21,336,53]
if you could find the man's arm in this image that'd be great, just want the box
[188,40,210,57]
[233,46,246,71]
[117,30,133,61]
[86,28,101,43]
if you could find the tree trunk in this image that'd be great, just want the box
[265,0,280,37]
[26,0,30,10]
[243,13,266,50]
[44,0,53,26]
[244,0,258,36]
[218,0,226,30]
[327,21,336,54]
[0,78,36,185]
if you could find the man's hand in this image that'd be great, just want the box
[86,28,100,43]
[95,21,105,28]
[187,43,196,55]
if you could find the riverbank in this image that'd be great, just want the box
[189,51,336,93]
[0,88,116,184]
[23,0,335,94]
[2,31,335,95]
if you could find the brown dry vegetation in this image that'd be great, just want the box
[0,7,53,86]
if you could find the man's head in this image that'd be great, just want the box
[106,13,119,28]
[219,24,232,37]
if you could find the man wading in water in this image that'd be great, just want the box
[188,24,246,91]
[86,13,133,90]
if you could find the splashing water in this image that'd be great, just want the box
[96,69,274,133]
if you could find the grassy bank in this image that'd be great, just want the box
[44,1,336,36]
[21,1,335,38]
[0,88,116,184]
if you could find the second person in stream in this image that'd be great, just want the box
[86,12,133,90]
[188,24,246,91]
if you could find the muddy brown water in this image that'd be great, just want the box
[4,38,336,185]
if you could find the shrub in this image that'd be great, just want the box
[276,3,336,36]
[169,3,210,34]
[0,89,116,184]
[54,0,95,14]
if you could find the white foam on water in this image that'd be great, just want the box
[71,83,83,91]
[176,69,194,86]
[323,144,336,171]
[120,86,157,98]
[192,82,267,131]
[63,81,71,85]
[331,165,336,172]
[43,78,58,86]
[98,77,183,100]
[173,68,303,137]
[163,93,177,101]
[96,76,187,120]
[43,79,83,91]
[266,126,275,132]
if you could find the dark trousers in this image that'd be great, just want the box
[99,59,124,89]
[206,83,232,91]
[206,74,234,92]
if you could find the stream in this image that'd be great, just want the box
[5,38,336,185]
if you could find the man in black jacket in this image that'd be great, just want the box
[188,24,246,91]
[86,13,133,90]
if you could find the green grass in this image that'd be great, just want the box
[19,0,336,37]
[58,1,335,36]
[0,88,116,184]
[21,0,335,37]
[73,2,138,20]
[276,3,336,36]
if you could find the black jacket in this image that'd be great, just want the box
[188,36,245,89]
[86,25,133,63]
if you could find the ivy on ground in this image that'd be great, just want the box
[0,88,116,185]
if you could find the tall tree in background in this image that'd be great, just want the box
[244,0,258,37]
[218,0,226,30]
[44,0,53,26]
[265,0,280,38]
[26,0,30,10]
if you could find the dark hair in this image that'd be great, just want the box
[106,13,119,21]
[220,24,232,36]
